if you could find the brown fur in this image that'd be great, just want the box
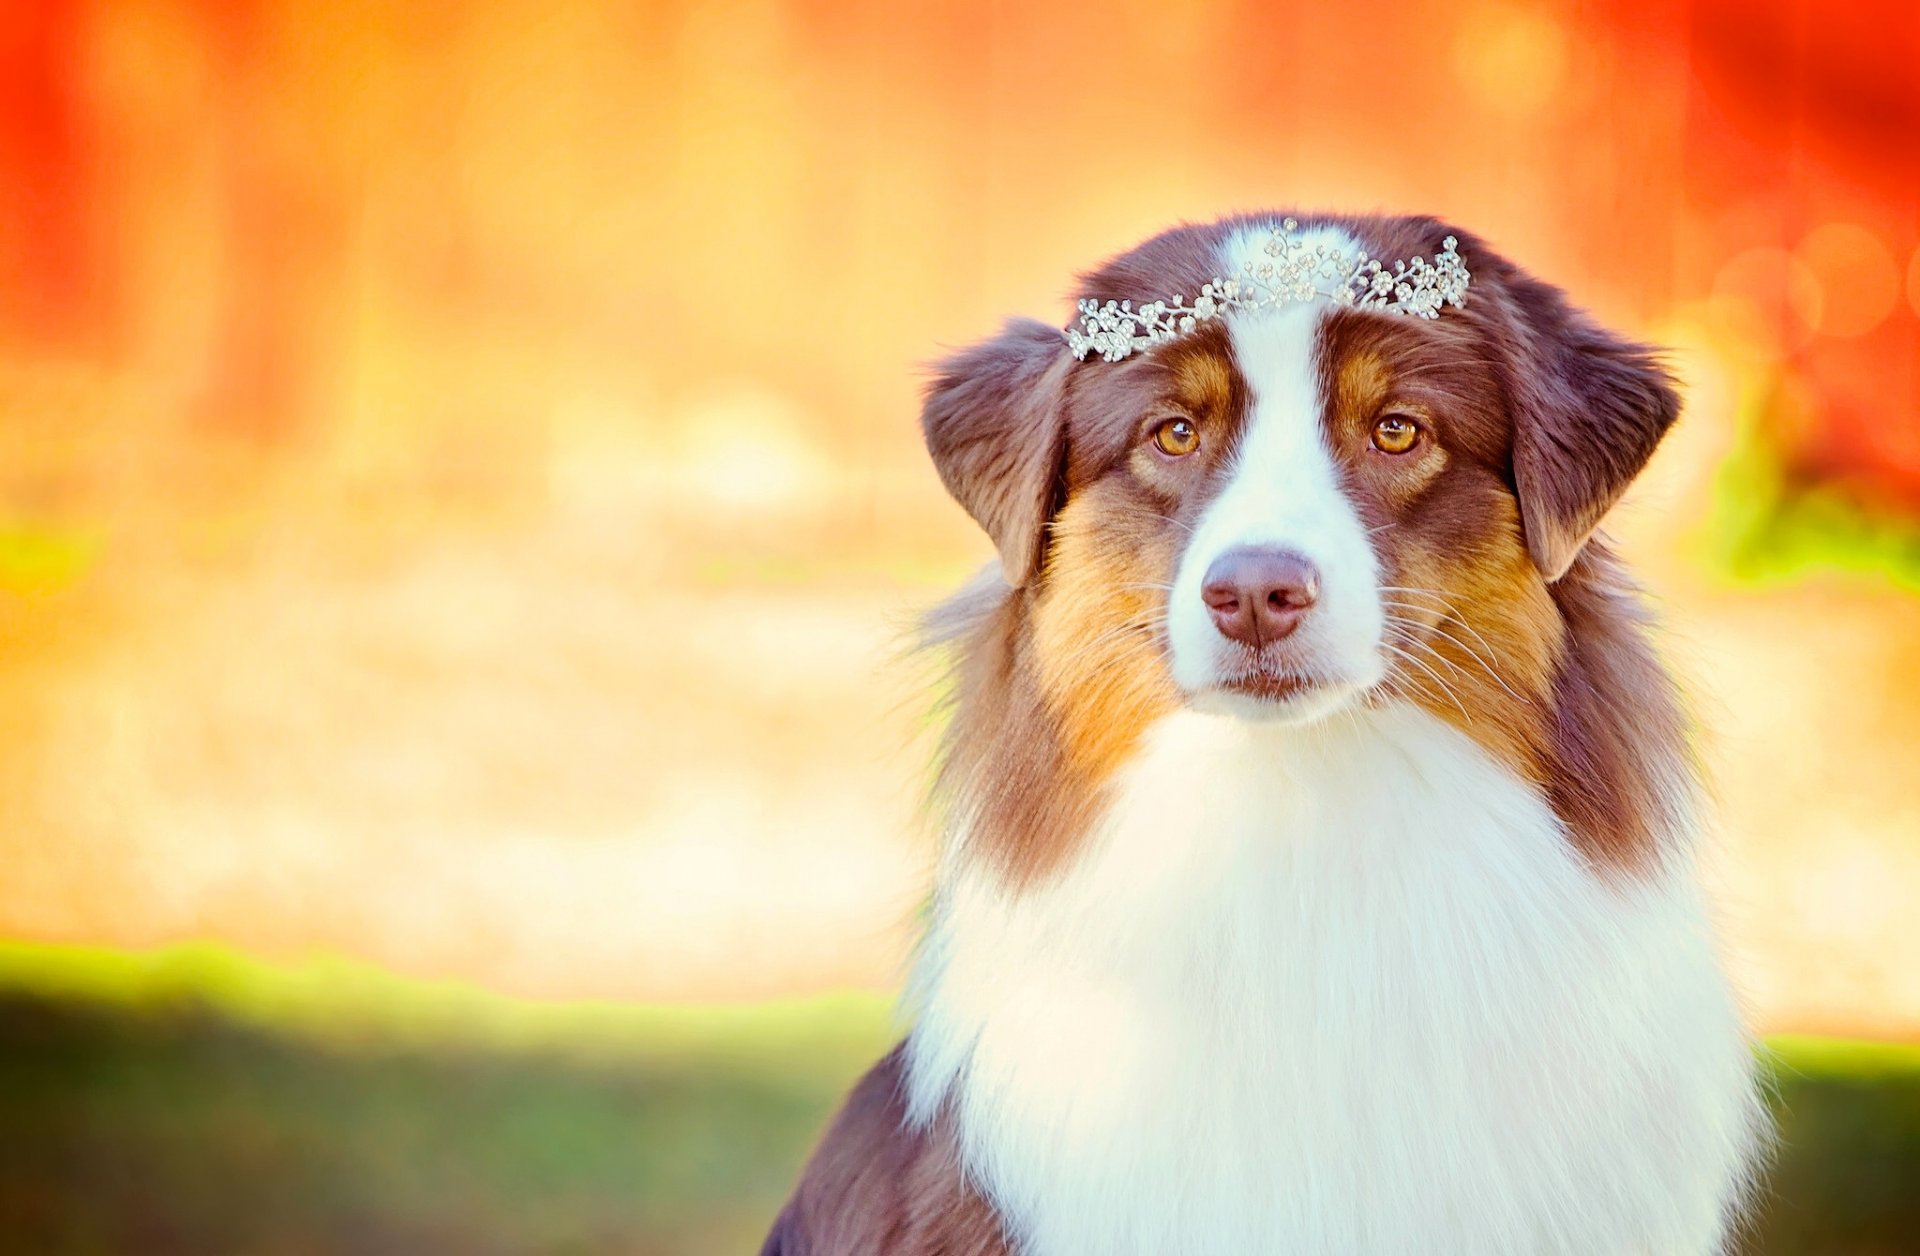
[1304,300,1688,868]
[761,1047,1010,1256]
[924,324,1253,884]
[917,214,1688,876]
[1313,307,1563,784]
[767,212,1694,1251]
[920,320,1075,586]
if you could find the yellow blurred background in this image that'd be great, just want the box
[2,1,1919,1250]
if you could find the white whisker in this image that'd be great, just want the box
[1379,633,1473,726]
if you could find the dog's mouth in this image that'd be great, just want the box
[1217,670,1315,702]
[1172,624,1376,723]
[1196,650,1366,723]
[1208,648,1340,703]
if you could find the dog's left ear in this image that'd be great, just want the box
[1498,275,1681,581]
[921,318,1074,587]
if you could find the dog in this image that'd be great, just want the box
[763,212,1767,1255]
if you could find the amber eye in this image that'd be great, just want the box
[1371,413,1421,455]
[1152,417,1200,457]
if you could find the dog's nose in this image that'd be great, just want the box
[1201,547,1320,647]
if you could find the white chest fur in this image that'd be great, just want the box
[905,705,1763,1256]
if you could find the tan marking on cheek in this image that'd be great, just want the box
[1032,492,1182,780]
[1380,495,1562,781]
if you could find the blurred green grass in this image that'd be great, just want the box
[0,942,894,1255]
[0,942,1915,1255]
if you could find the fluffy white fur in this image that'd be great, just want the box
[905,705,1763,1255]
[903,225,1763,1254]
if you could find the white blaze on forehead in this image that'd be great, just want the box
[1216,219,1366,287]
[1160,224,1386,714]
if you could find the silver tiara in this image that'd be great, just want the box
[1064,219,1470,362]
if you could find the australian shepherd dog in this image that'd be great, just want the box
[764,212,1766,1255]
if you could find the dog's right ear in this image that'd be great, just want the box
[921,318,1074,588]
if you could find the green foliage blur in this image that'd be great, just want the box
[0,944,1915,1254]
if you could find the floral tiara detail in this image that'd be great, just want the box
[1064,219,1471,362]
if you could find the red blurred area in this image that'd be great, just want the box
[1682,0,1920,494]
[1,0,1913,484]
[0,5,99,346]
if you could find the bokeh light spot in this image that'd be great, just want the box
[1451,1,1570,117]
[1710,247,1824,351]
[1793,222,1900,339]
[671,387,833,515]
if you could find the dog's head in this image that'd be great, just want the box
[924,214,1677,750]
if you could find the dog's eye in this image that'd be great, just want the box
[1152,418,1200,457]
[1371,413,1421,455]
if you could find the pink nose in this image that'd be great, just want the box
[1201,547,1320,647]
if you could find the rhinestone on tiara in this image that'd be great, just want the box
[1064,219,1470,362]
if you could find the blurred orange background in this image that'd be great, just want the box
[2,0,1918,1039]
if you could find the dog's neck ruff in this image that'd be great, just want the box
[1065,218,1470,362]
[905,703,1761,1256]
